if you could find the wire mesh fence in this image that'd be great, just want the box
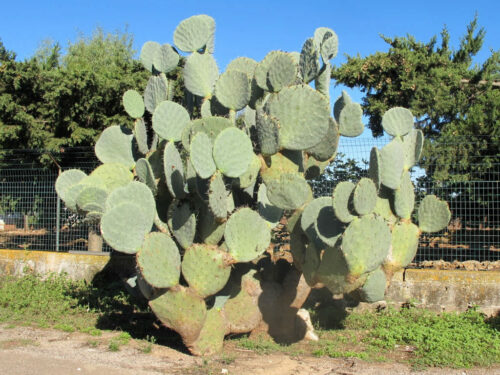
[0,135,499,263]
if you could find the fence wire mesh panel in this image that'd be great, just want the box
[0,135,498,263]
[0,148,110,252]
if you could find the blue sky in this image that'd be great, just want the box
[1,0,498,147]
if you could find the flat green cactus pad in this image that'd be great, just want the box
[314,27,338,61]
[213,127,253,178]
[190,132,217,179]
[236,153,261,189]
[333,91,352,123]
[226,57,258,76]
[306,117,339,162]
[95,125,135,169]
[418,195,451,233]
[304,155,330,180]
[164,142,186,199]
[373,189,398,225]
[387,221,420,269]
[89,163,133,192]
[144,75,168,113]
[149,286,207,345]
[167,201,197,249]
[137,232,181,288]
[302,242,320,286]
[182,244,232,298]
[265,173,312,210]
[75,184,107,214]
[341,216,391,277]
[152,43,179,73]
[315,202,344,247]
[105,181,156,225]
[55,169,87,209]
[182,116,233,150]
[394,171,415,219]
[299,38,320,84]
[257,183,283,229]
[190,309,225,356]
[224,207,271,262]
[339,102,364,137]
[184,52,219,98]
[208,172,228,221]
[222,277,262,334]
[152,100,191,141]
[134,118,149,155]
[198,202,226,245]
[402,129,424,170]
[315,63,331,98]
[256,111,280,156]
[254,51,284,90]
[380,138,404,190]
[173,14,214,53]
[316,245,366,295]
[100,202,152,254]
[265,85,330,150]
[359,268,387,303]
[368,147,382,189]
[135,158,157,194]
[352,178,377,216]
[214,70,250,111]
[382,107,414,137]
[122,90,145,119]
[267,53,297,92]
[260,151,303,185]
[301,197,330,244]
[140,41,161,72]
[332,181,356,223]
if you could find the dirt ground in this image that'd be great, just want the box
[0,325,499,375]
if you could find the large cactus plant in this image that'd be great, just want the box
[55,15,451,355]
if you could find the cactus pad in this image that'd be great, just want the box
[256,111,280,156]
[75,185,107,214]
[314,27,338,61]
[173,14,213,53]
[368,147,382,189]
[55,169,87,208]
[387,222,420,269]
[224,207,271,262]
[382,107,414,137]
[182,244,232,298]
[167,201,197,249]
[152,43,179,73]
[137,232,181,288]
[267,53,297,92]
[402,129,424,170]
[149,286,207,345]
[418,195,451,233]
[306,117,339,161]
[105,181,156,225]
[299,38,320,83]
[213,127,253,178]
[380,138,404,190]
[184,52,219,98]
[190,132,217,179]
[140,41,160,72]
[123,90,145,119]
[341,216,391,277]
[257,184,283,229]
[134,118,149,155]
[95,125,135,169]
[152,100,191,141]
[214,70,250,111]
[101,202,152,254]
[164,142,186,199]
[302,242,320,286]
[198,203,226,245]
[190,309,225,356]
[135,158,157,194]
[264,85,330,150]
[332,181,356,223]
[339,102,364,137]
[393,171,415,219]
[144,75,168,113]
[352,178,377,216]
[265,173,313,210]
[89,163,133,192]
[208,172,228,221]
[333,90,352,123]
[359,268,386,303]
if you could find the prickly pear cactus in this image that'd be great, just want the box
[55,15,450,355]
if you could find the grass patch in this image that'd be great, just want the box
[108,332,132,352]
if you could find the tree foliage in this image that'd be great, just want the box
[0,29,151,155]
[332,17,499,183]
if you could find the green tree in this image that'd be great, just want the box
[332,17,499,183]
[0,29,151,155]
